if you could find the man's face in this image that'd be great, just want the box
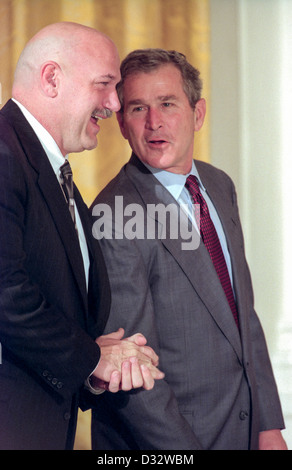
[117,64,205,174]
[58,38,121,156]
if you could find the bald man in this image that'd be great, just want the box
[0,22,163,450]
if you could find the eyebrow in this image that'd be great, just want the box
[127,95,178,106]
[127,99,145,106]
[158,95,178,101]
[98,73,117,81]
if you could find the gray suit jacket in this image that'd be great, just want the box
[91,154,284,450]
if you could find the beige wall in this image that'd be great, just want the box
[210,0,292,448]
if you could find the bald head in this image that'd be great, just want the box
[13,22,115,92]
[12,22,121,156]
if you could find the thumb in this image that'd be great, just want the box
[96,328,125,343]
[105,327,125,340]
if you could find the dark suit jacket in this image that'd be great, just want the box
[90,154,284,450]
[0,100,111,449]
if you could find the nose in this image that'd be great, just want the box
[104,89,121,113]
[146,107,162,131]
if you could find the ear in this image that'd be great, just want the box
[194,98,206,132]
[116,111,129,139]
[40,62,61,98]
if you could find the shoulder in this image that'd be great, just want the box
[195,159,236,194]
[195,159,234,183]
[91,163,141,209]
[0,113,25,179]
[0,101,31,163]
[0,109,18,152]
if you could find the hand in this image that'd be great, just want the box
[92,328,164,393]
[259,429,288,450]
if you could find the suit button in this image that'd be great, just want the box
[52,378,58,385]
[64,412,71,421]
[239,410,249,420]
[42,370,49,377]
[57,381,63,389]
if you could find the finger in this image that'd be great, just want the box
[129,357,144,389]
[107,370,121,393]
[127,333,147,346]
[145,364,165,380]
[120,361,132,391]
[137,345,159,367]
[121,334,160,367]
[140,364,155,390]
[122,334,159,366]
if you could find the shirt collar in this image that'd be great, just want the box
[12,99,67,177]
[143,160,206,201]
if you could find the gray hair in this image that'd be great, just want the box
[117,48,203,112]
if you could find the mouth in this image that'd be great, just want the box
[90,113,103,126]
[147,138,169,148]
[90,114,103,132]
[91,108,113,124]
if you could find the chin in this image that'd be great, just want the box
[83,137,98,151]
[146,157,174,170]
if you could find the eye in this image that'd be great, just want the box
[93,81,110,89]
[162,102,173,108]
[132,106,146,113]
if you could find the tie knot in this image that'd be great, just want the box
[185,174,200,194]
[60,160,73,180]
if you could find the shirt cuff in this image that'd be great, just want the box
[84,359,105,395]
[84,376,105,395]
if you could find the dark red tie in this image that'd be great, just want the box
[185,175,239,328]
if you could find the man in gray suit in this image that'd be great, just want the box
[91,49,287,450]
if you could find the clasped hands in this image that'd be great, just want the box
[91,328,165,393]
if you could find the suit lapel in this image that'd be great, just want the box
[37,166,88,306]
[196,162,245,312]
[197,162,252,340]
[126,155,242,360]
[77,187,111,337]
[5,100,88,310]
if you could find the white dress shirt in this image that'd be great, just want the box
[12,99,90,289]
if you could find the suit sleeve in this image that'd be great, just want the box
[249,309,285,431]
[91,215,203,449]
[0,143,100,399]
